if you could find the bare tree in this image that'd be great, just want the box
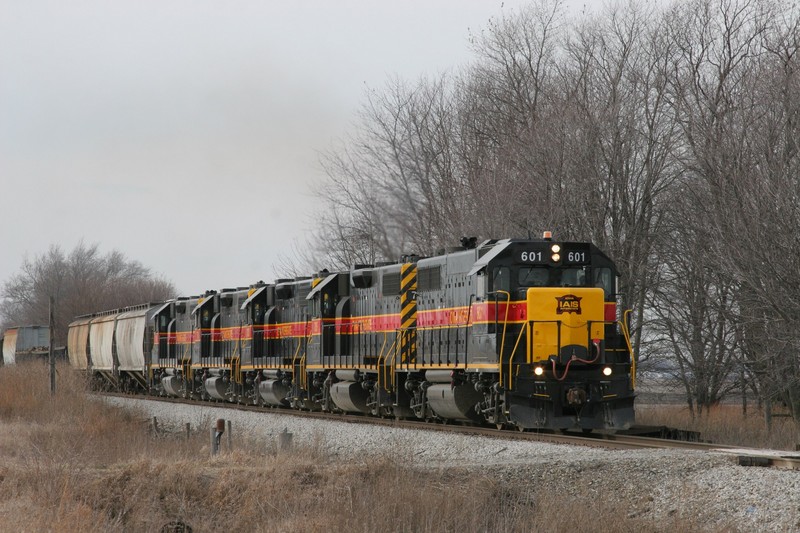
[648,187,741,414]
[538,2,681,365]
[664,0,800,420]
[316,74,470,266]
[463,0,566,238]
[1,242,175,345]
[311,0,800,421]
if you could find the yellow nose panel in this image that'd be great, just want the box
[526,287,606,362]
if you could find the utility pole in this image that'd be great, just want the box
[49,296,55,395]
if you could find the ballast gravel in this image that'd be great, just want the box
[104,397,800,532]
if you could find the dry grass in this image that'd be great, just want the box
[0,362,745,532]
[637,403,800,450]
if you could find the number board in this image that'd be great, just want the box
[516,249,547,264]
[516,244,593,264]
[561,245,591,265]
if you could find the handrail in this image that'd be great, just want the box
[463,294,474,368]
[297,317,313,390]
[495,291,511,387]
[388,331,402,387]
[507,325,527,391]
[621,309,636,389]
[182,356,192,384]
[386,338,398,389]
[230,333,241,383]
[290,339,303,371]
[230,355,241,385]
[376,332,389,391]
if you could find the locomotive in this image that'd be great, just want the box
[67,234,636,431]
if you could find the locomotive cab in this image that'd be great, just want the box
[467,236,635,431]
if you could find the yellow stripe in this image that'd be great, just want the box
[304,363,501,371]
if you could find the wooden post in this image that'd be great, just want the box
[211,419,225,455]
[226,420,232,451]
[185,423,191,441]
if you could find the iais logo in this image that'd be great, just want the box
[555,294,582,315]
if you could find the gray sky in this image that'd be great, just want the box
[1,0,580,295]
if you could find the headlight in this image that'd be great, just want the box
[551,253,561,262]
[602,366,612,376]
[551,244,561,254]
[533,366,544,376]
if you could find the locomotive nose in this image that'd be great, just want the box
[525,287,606,364]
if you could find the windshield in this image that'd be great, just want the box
[518,267,587,288]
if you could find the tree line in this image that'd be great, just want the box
[311,0,800,423]
[1,242,175,347]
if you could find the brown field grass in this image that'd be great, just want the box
[0,362,751,532]
[636,403,800,450]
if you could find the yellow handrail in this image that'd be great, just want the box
[230,356,241,384]
[385,338,398,389]
[507,325,527,391]
[495,291,511,387]
[376,332,389,391]
[621,309,636,390]
[290,339,303,371]
[182,356,192,384]
[299,353,307,389]
[388,331,402,388]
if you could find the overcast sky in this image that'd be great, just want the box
[1,0,591,296]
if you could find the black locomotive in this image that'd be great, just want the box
[68,234,636,431]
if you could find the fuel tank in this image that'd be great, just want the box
[330,381,370,413]
[426,383,483,422]
[162,376,183,397]
[259,379,290,406]
[205,377,227,400]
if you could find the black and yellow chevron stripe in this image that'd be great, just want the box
[399,263,417,364]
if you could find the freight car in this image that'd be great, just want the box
[1,325,50,365]
[67,234,636,431]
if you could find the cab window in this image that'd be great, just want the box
[491,267,510,293]
[560,268,586,287]
[519,267,548,287]
[593,268,613,296]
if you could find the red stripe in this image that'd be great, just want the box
[151,302,617,345]
[605,302,616,322]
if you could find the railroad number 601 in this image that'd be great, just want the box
[521,251,542,262]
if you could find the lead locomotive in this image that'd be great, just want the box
[68,234,636,431]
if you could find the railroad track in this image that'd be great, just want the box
[101,392,800,470]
